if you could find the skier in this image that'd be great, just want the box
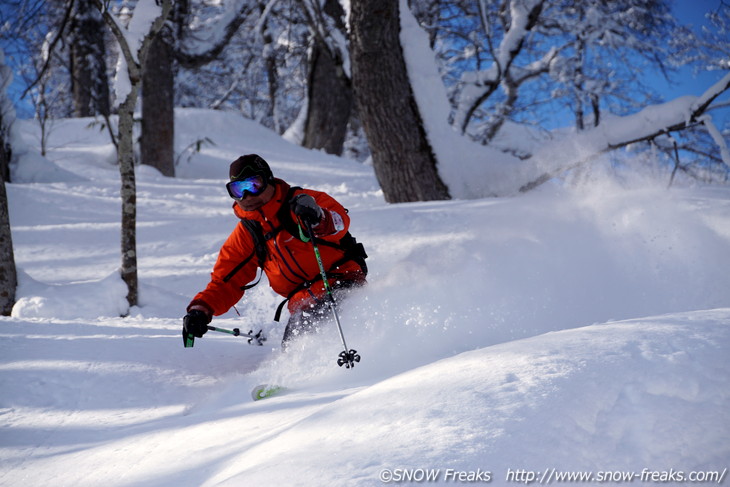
[182,154,367,348]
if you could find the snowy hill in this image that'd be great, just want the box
[1,109,729,486]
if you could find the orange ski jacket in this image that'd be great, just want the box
[188,179,365,317]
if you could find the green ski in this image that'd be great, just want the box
[251,384,285,401]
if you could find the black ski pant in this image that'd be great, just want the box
[281,280,363,349]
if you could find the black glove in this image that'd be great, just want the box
[290,194,323,226]
[183,309,211,338]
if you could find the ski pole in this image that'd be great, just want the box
[207,325,267,346]
[303,219,360,368]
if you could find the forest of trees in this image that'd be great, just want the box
[3,0,729,187]
[1,0,729,309]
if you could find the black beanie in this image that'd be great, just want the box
[229,154,274,182]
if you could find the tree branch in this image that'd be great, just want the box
[21,0,75,98]
[94,0,172,83]
[175,2,256,69]
[690,72,730,121]
[519,75,730,193]
[456,0,545,134]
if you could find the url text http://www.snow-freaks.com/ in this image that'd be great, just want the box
[377,467,728,484]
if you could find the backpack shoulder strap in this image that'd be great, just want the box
[240,219,267,267]
[221,219,266,290]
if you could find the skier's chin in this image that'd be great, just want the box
[236,198,265,211]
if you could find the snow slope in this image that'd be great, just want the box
[1,110,729,486]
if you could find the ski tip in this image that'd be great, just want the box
[251,384,285,401]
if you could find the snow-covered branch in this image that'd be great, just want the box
[298,0,351,77]
[700,115,730,167]
[691,72,730,121]
[453,0,545,134]
[97,0,171,107]
[96,0,170,67]
[95,0,171,85]
[519,75,730,192]
[176,0,256,68]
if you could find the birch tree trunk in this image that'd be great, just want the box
[117,80,139,307]
[96,0,172,309]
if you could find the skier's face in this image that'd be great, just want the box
[235,183,275,211]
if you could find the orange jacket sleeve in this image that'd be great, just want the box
[188,223,260,316]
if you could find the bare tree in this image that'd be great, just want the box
[519,73,730,192]
[299,0,353,155]
[69,0,111,117]
[4,0,74,152]
[140,0,194,178]
[95,0,172,308]
[451,0,549,140]
[0,173,15,316]
[350,0,449,202]
[141,0,256,177]
[5,0,727,204]
[141,30,175,176]
[0,50,17,315]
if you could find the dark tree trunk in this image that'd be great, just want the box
[591,93,601,128]
[264,33,280,132]
[349,0,449,203]
[1,61,17,315]
[70,0,110,117]
[0,114,9,184]
[141,32,175,177]
[300,0,352,156]
[0,115,16,316]
[0,177,15,316]
[302,43,352,156]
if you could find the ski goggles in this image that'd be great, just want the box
[226,175,267,200]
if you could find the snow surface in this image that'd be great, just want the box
[2,110,730,486]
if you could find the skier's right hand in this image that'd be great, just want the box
[183,309,211,338]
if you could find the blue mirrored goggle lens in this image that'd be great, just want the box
[226,176,266,199]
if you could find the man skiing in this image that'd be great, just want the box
[182,154,367,348]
